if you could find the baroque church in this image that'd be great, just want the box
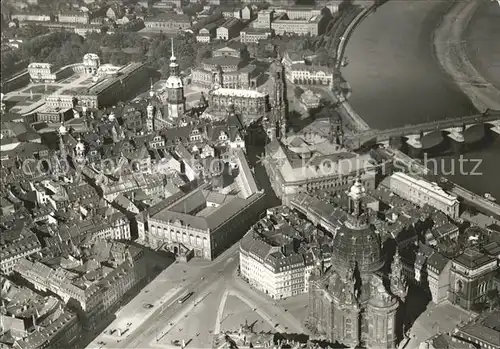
[145,39,190,132]
[306,179,408,349]
[52,39,290,183]
[144,39,288,140]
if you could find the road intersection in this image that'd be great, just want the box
[86,242,307,349]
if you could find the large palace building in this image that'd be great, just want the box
[204,88,269,125]
[263,136,378,205]
[191,43,262,89]
[305,180,408,349]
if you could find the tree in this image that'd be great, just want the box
[182,3,203,17]
[195,46,211,65]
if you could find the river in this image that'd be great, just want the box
[433,0,500,200]
[340,0,500,200]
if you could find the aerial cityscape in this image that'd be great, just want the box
[0,0,499,348]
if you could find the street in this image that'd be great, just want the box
[86,239,309,349]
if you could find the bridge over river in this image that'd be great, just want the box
[347,111,500,148]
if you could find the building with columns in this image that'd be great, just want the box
[191,43,260,90]
[27,63,57,83]
[448,245,498,311]
[137,180,266,261]
[305,179,407,349]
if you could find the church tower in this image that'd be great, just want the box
[329,113,344,145]
[262,114,277,142]
[58,124,68,158]
[74,137,86,166]
[269,53,287,140]
[146,102,154,133]
[166,39,186,119]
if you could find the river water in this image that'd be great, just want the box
[434,0,500,199]
[341,0,500,199]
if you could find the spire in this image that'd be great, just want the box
[149,79,154,98]
[169,38,179,73]
[170,38,176,62]
[390,248,408,300]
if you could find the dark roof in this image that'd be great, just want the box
[427,250,450,273]
[453,247,496,269]
[457,310,500,347]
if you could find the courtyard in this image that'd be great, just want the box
[22,84,59,94]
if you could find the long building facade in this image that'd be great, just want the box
[385,173,460,219]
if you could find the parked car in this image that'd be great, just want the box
[143,303,153,309]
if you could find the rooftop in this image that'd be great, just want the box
[457,310,500,347]
[210,88,265,99]
[390,172,459,206]
[151,185,262,233]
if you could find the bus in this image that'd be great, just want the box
[178,292,193,304]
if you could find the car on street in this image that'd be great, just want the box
[143,303,154,309]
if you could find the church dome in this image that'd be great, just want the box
[331,224,384,273]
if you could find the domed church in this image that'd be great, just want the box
[305,179,408,349]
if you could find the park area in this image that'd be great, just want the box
[22,84,59,94]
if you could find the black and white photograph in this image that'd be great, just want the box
[0,0,499,348]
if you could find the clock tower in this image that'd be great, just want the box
[166,39,185,119]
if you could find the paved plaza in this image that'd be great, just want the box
[86,244,310,349]
[157,283,225,349]
[219,295,275,334]
[406,301,474,349]
[86,250,215,349]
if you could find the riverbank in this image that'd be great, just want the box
[465,0,500,90]
[341,1,476,129]
[433,0,500,111]
[433,0,500,200]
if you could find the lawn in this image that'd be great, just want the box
[23,85,59,94]
[61,87,86,95]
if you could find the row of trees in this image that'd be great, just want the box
[1,0,356,82]
[1,29,207,82]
